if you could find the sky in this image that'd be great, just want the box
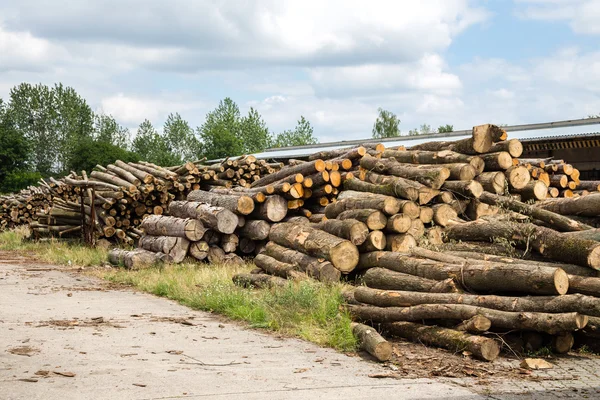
[1,0,599,143]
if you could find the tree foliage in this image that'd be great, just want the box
[272,116,318,148]
[372,108,400,138]
[70,137,139,173]
[438,124,454,133]
[240,107,271,153]
[132,120,180,166]
[197,98,244,160]
[163,113,199,163]
[94,113,129,148]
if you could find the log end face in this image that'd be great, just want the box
[367,211,388,231]
[217,209,240,234]
[330,242,359,272]
[588,246,600,271]
[480,341,501,362]
[238,196,256,215]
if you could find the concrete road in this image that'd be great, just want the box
[0,256,484,400]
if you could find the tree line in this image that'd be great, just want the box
[0,83,318,192]
[372,107,453,138]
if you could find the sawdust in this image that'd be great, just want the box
[36,317,124,329]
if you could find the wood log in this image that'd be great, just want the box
[329,191,400,216]
[380,149,484,174]
[409,124,502,154]
[362,268,459,293]
[115,160,154,184]
[232,273,288,288]
[441,180,483,198]
[479,192,591,232]
[432,204,458,227]
[337,209,387,230]
[480,152,514,170]
[251,159,326,188]
[139,235,190,263]
[536,193,600,217]
[382,322,500,362]
[510,181,548,201]
[576,181,600,192]
[349,303,587,334]
[238,220,271,240]
[362,171,438,204]
[386,214,412,233]
[141,215,207,241]
[444,219,600,270]
[220,233,239,253]
[108,248,168,269]
[354,286,600,317]
[250,195,288,222]
[269,222,359,272]
[550,174,569,188]
[308,146,366,161]
[254,253,307,280]
[475,172,506,194]
[90,171,137,192]
[487,139,523,158]
[343,178,419,202]
[168,201,239,234]
[358,251,569,295]
[357,231,387,252]
[386,233,417,252]
[189,241,209,261]
[567,275,600,297]
[312,219,369,245]
[455,315,492,334]
[263,242,340,282]
[187,190,254,215]
[351,322,392,362]
[360,154,450,189]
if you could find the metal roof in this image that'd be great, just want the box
[209,117,600,162]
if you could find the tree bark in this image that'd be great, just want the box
[442,180,483,198]
[336,209,387,230]
[536,193,600,217]
[141,215,207,241]
[106,164,141,186]
[362,268,459,293]
[90,170,137,192]
[475,172,506,194]
[187,190,255,215]
[480,152,514,171]
[351,322,392,361]
[343,178,419,202]
[263,241,340,282]
[354,286,600,317]
[108,248,169,269]
[567,275,600,297]
[168,201,239,234]
[349,303,587,334]
[386,214,412,233]
[479,192,592,232]
[115,160,154,184]
[360,154,450,189]
[328,190,401,216]
[386,233,417,252]
[358,251,569,295]
[382,322,500,362]
[269,222,359,272]
[432,204,458,227]
[251,159,326,188]
[238,220,271,240]
[455,315,492,334]
[362,170,438,205]
[380,149,484,174]
[511,181,548,201]
[139,235,190,263]
[189,241,209,261]
[444,219,600,270]
[487,139,523,158]
[253,253,308,280]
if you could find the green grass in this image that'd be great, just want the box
[0,227,357,352]
[93,262,357,351]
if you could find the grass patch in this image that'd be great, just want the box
[92,262,357,351]
[0,227,108,267]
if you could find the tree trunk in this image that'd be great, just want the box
[487,139,523,158]
[168,201,239,234]
[343,178,419,202]
[269,222,359,272]
[362,268,459,293]
[475,172,506,194]
[357,231,387,252]
[141,215,207,241]
[238,220,271,240]
[358,251,569,295]
[480,152,514,171]
[353,286,600,317]
[511,181,548,201]
[232,273,288,289]
[336,209,387,230]
[479,192,592,232]
[251,159,326,188]
[349,303,587,334]
[386,233,417,252]
[362,171,438,205]
[187,190,254,215]
[536,193,600,217]
[108,248,168,269]
[382,322,500,362]
[444,219,600,270]
[312,219,369,245]
[360,154,450,189]
[351,322,392,362]
[263,241,340,282]
[576,181,600,192]
[250,195,288,222]
[254,253,308,280]
[567,275,600,297]
[505,166,531,190]
[139,235,190,263]
[328,191,401,216]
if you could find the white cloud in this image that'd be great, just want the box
[0,25,68,72]
[515,0,600,35]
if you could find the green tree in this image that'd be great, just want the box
[437,124,454,133]
[7,83,94,175]
[372,108,400,138]
[272,116,318,148]
[408,128,419,136]
[132,120,180,166]
[0,99,37,192]
[70,137,139,173]
[163,113,199,163]
[240,107,270,153]
[419,124,433,134]
[197,98,244,160]
[94,114,130,148]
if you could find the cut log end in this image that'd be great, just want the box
[237,196,256,215]
[330,242,360,273]
[554,268,569,295]
[588,246,600,270]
